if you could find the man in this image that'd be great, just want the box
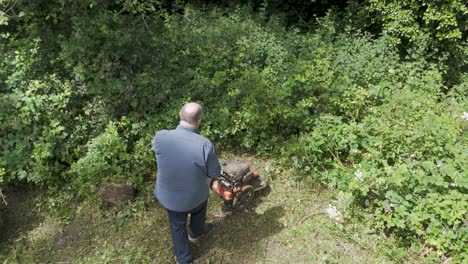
[152,102,221,264]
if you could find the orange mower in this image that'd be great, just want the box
[211,160,268,208]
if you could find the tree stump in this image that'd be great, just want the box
[99,182,134,206]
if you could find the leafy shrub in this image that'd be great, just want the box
[363,0,467,46]
[288,86,467,258]
[0,39,77,187]
[348,88,467,256]
[282,115,358,188]
[279,34,467,258]
[70,121,133,195]
[1,2,466,260]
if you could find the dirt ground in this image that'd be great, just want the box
[0,188,45,245]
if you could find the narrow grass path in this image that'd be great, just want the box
[0,156,423,263]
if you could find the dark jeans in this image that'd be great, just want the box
[166,200,208,264]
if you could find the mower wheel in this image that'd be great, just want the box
[232,185,254,208]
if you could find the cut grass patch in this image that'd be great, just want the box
[0,156,425,263]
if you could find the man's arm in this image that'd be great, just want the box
[204,141,221,179]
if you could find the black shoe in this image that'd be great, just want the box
[188,223,213,242]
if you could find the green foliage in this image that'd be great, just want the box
[360,0,468,86]
[277,26,467,259]
[0,39,75,187]
[347,89,467,257]
[0,1,467,260]
[70,121,134,195]
[365,0,467,45]
[285,82,467,259]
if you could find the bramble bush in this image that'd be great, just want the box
[0,39,75,187]
[273,15,467,259]
[70,121,132,195]
[348,88,467,257]
[0,2,466,261]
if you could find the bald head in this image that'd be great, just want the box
[179,102,203,127]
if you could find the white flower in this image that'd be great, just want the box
[355,170,363,181]
[450,182,458,187]
[350,148,359,154]
[292,156,298,167]
[462,112,468,121]
[410,154,416,158]
[384,204,391,213]
[437,162,443,168]
[325,205,342,222]
[388,68,395,74]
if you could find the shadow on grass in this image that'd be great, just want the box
[193,188,284,262]
[0,188,43,246]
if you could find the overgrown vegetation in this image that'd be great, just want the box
[1,0,467,262]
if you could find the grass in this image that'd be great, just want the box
[0,156,425,263]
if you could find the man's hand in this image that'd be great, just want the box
[207,178,214,188]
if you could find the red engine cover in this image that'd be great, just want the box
[212,180,244,200]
